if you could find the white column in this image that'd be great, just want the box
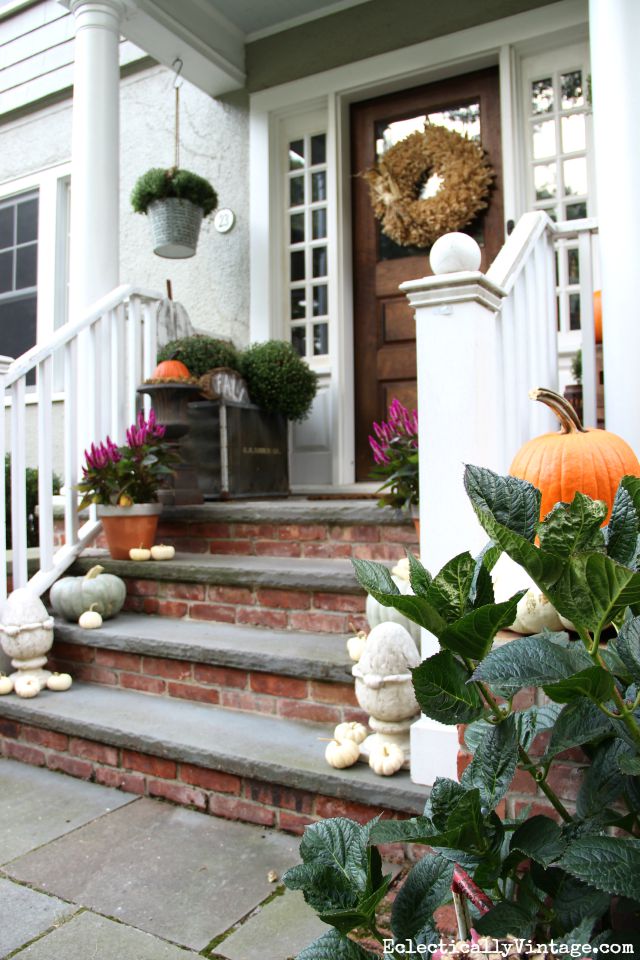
[589,0,640,453]
[68,0,123,320]
[401,236,506,785]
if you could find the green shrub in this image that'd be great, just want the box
[240,341,318,422]
[157,335,240,378]
[5,454,61,548]
[130,167,218,217]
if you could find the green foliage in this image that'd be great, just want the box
[130,167,218,216]
[157,335,240,378]
[240,340,318,422]
[5,454,61,548]
[285,466,640,956]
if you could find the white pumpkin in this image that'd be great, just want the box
[346,631,367,662]
[14,675,40,698]
[365,575,421,645]
[151,544,175,561]
[129,546,151,561]
[47,672,73,692]
[369,743,405,776]
[0,674,14,695]
[334,721,368,745]
[78,606,102,630]
[491,554,565,634]
[324,738,360,769]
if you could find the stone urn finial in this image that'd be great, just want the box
[0,588,54,690]
[352,621,421,764]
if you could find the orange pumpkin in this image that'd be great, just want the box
[593,290,602,344]
[510,387,640,524]
[151,359,191,381]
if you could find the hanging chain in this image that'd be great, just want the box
[172,58,183,171]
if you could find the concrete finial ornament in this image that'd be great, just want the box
[429,232,482,275]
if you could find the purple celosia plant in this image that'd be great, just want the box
[78,409,175,509]
[368,398,419,511]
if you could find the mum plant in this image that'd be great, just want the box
[77,410,176,508]
[284,465,640,957]
[369,398,419,511]
[240,340,318,422]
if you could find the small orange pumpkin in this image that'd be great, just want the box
[593,290,602,344]
[510,387,640,524]
[151,359,191,381]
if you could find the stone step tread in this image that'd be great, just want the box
[53,613,354,683]
[71,551,373,593]
[0,683,426,814]
[159,499,408,526]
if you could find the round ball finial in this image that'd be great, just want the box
[429,232,482,275]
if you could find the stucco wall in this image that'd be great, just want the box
[0,63,250,347]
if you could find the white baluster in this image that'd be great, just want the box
[127,296,142,425]
[10,379,28,588]
[64,338,79,547]
[37,357,54,572]
[111,302,126,441]
[141,298,157,418]
[578,230,597,428]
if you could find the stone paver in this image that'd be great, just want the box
[0,759,136,864]
[0,878,77,958]
[216,889,328,960]
[6,797,301,951]
[11,911,201,959]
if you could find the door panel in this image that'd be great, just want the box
[351,67,504,479]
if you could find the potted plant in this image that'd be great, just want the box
[368,397,419,530]
[284,466,640,956]
[77,410,177,559]
[239,340,318,423]
[130,167,218,258]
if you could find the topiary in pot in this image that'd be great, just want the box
[130,167,218,258]
[240,340,318,422]
[157,335,240,379]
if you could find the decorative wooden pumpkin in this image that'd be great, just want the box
[510,388,640,523]
[151,359,191,381]
[324,738,360,769]
[50,565,126,622]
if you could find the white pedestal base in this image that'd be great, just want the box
[409,715,460,785]
[357,715,419,769]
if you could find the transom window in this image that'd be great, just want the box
[287,132,329,359]
[0,190,38,384]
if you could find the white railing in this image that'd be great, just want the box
[486,210,600,457]
[0,284,162,602]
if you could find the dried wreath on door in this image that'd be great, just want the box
[363,122,494,248]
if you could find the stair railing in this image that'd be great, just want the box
[0,284,162,602]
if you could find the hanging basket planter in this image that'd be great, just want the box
[148,197,204,259]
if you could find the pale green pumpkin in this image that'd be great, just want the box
[50,565,126,622]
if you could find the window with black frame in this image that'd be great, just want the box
[0,190,38,385]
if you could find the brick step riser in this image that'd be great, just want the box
[0,720,413,841]
[120,579,368,634]
[49,643,366,726]
[55,519,418,561]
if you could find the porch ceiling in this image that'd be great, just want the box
[119,0,371,96]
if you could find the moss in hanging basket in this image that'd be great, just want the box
[157,335,240,379]
[131,168,218,217]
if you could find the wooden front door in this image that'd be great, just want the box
[351,67,504,479]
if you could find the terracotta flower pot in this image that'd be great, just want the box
[97,503,163,560]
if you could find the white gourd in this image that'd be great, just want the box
[14,675,40,698]
[47,673,73,692]
[324,738,360,769]
[492,554,564,634]
[129,547,151,561]
[369,743,405,776]
[151,544,175,560]
[334,721,368,745]
[347,631,367,662]
[78,605,103,630]
[365,576,421,645]
[0,675,14,695]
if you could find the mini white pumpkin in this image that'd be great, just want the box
[369,742,405,776]
[346,630,367,662]
[47,672,73,692]
[129,546,151,561]
[78,605,102,630]
[151,544,175,561]
[492,553,565,635]
[324,737,360,769]
[0,674,14,695]
[334,721,368,745]
[14,675,40,698]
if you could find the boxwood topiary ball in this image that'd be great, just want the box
[157,335,240,379]
[240,341,318,422]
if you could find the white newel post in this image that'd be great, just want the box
[68,0,123,455]
[401,235,507,786]
[589,0,640,454]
